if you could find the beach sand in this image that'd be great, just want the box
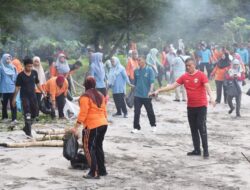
[0,85,250,190]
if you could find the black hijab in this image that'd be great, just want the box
[217,53,230,69]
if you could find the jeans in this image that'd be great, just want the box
[187,106,208,152]
[133,97,156,130]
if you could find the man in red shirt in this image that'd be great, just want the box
[152,58,215,158]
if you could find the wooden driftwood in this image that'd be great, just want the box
[0,140,63,148]
[35,129,66,135]
[35,135,64,141]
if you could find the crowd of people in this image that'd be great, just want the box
[0,39,250,179]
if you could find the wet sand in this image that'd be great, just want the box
[0,85,250,190]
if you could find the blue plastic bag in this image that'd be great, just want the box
[16,92,22,112]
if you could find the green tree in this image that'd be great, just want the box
[224,17,250,42]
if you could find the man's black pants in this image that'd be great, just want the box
[187,106,208,152]
[113,93,127,115]
[83,125,108,176]
[133,97,156,130]
[22,95,38,135]
[1,93,17,121]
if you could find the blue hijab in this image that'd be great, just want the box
[91,52,105,80]
[55,53,70,74]
[1,54,16,80]
[108,57,124,86]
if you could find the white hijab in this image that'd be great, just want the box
[33,56,47,85]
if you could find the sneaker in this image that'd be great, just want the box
[173,99,180,102]
[151,127,157,132]
[123,113,128,118]
[187,150,201,156]
[131,129,140,134]
[10,120,18,125]
[203,150,209,158]
[228,107,235,114]
[112,113,122,117]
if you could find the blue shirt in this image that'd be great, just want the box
[237,48,249,64]
[0,66,17,93]
[111,68,130,94]
[201,49,211,63]
[134,66,155,98]
[90,65,106,88]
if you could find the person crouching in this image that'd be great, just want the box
[71,76,108,179]
[45,75,68,119]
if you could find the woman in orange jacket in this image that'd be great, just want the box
[211,52,230,104]
[72,76,108,179]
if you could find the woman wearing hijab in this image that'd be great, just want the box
[0,54,17,123]
[225,59,245,117]
[146,48,164,87]
[90,52,106,96]
[71,76,108,179]
[108,57,133,118]
[33,56,47,117]
[211,52,231,104]
[55,53,70,77]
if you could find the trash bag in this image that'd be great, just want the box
[63,99,80,119]
[16,92,22,112]
[67,91,73,101]
[125,89,135,108]
[63,133,79,161]
[40,96,52,114]
[70,151,89,170]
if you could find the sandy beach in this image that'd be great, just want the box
[0,85,250,190]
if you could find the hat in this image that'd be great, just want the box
[56,75,65,86]
[232,59,240,65]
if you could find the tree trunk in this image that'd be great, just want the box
[126,0,131,53]
[94,31,100,52]
[104,32,125,61]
